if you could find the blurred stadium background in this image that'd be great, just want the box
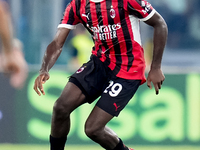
[0,0,200,150]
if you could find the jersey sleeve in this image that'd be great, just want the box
[57,0,80,29]
[127,0,156,22]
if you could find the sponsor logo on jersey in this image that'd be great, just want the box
[91,23,121,41]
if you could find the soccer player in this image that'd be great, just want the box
[34,0,168,150]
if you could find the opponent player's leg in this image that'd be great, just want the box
[85,106,129,150]
[50,81,86,150]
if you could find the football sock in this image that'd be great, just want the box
[112,138,129,150]
[50,135,67,150]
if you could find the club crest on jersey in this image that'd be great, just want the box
[76,66,86,73]
[110,6,116,19]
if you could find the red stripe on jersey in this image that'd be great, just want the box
[59,0,154,83]
[99,1,109,62]
[61,0,79,25]
[117,42,146,84]
[90,1,109,62]
[81,0,87,23]
[90,1,99,57]
[61,4,71,24]
[112,0,126,69]
[128,0,153,18]
[108,47,117,71]
[115,0,131,74]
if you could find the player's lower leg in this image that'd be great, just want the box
[49,82,86,150]
[85,125,129,150]
[85,106,131,150]
[50,107,71,150]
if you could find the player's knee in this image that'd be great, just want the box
[84,124,101,139]
[53,98,70,118]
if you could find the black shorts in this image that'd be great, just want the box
[69,55,141,116]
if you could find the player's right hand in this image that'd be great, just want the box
[33,71,50,96]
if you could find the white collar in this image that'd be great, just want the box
[90,0,104,2]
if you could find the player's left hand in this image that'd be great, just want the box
[147,68,165,95]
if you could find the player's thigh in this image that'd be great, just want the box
[55,82,86,113]
[85,105,114,131]
[96,78,141,116]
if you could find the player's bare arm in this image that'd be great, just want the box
[34,28,71,96]
[144,11,168,95]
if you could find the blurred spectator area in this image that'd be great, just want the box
[7,0,200,72]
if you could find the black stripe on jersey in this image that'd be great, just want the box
[85,0,94,35]
[127,2,143,19]
[75,0,81,20]
[95,3,102,58]
[102,0,112,65]
[119,0,134,71]
[108,0,122,75]
[76,0,93,35]
[135,0,142,5]
[67,6,76,24]
[95,2,106,59]
[75,0,81,19]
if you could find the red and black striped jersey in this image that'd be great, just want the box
[58,0,155,84]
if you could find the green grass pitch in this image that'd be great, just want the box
[0,144,200,150]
